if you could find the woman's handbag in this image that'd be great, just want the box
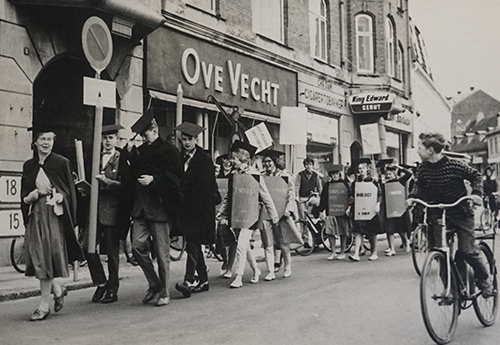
[216,222,237,247]
[277,216,304,249]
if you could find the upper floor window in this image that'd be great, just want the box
[186,0,216,14]
[396,43,404,80]
[356,14,374,73]
[253,0,285,43]
[385,18,395,77]
[309,0,328,61]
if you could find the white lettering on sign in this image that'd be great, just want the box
[351,94,391,104]
[0,175,21,203]
[181,48,280,105]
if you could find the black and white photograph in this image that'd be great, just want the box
[0,1,498,344]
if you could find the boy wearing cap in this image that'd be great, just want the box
[217,140,279,288]
[314,164,352,260]
[83,124,132,304]
[128,112,183,306]
[173,122,216,298]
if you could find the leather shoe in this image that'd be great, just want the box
[54,286,67,312]
[175,282,192,298]
[92,285,107,303]
[101,290,118,304]
[142,285,162,304]
[30,309,50,321]
[192,281,209,293]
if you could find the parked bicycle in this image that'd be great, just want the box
[480,193,498,232]
[294,211,330,256]
[10,236,25,273]
[407,196,498,344]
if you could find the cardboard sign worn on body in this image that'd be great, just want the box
[216,178,229,201]
[328,182,349,216]
[262,176,289,219]
[229,174,260,229]
[384,181,407,218]
[354,182,378,221]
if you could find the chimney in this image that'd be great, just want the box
[457,91,462,95]
[470,86,475,91]
[497,113,500,128]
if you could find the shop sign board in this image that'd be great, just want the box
[328,182,349,216]
[349,92,395,114]
[229,174,260,229]
[354,182,378,221]
[298,81,345,114]
[147,27,297,117]
[384,181,406,218]
[263,176,289,219]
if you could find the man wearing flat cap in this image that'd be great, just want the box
[83,124,132,304]
[173,122,216,298]
[217,140,279,288]
[128,112,183,307]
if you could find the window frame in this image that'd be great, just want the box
[385,18,395,77]
[185,0,217,15]
[396,42,404,81]
[309,0,328,62]
[355,14,374,73]
[253,0,285,44]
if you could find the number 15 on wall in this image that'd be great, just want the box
[0,209,25,237]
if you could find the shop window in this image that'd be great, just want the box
[396,42,404,81]
[355,14,374,73]
[385,18,395,77]
[309,0,328,61]
[186,0,217,14]
[253,0,285,43]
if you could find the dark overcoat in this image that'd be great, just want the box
[178,145,216,245]
[21,152,85,263]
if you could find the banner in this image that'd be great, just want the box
[279,107,308,145]
[360,123,381,155]
[328,182,349,216]
[384,181,406,218]
[354,182,378,221]
[262,176,289,219]
[229,174,260,229]
[245,123,273,153]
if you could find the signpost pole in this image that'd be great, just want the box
[87,90,103,254]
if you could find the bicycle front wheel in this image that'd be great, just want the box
[294,223,314,256]
[10,237,26,274]
[420,250,460,344]
[320,223,332,252]
[412,225,429,276]
[170,236,186,261]
[473,243,498,327]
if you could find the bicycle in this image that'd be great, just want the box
[407,196,498,344]
[319,217,355,253]
[294,211,328,256]
[10,236,26,273]
[410,204,429,276]
[169,236,186,261]
[480,193,498,232]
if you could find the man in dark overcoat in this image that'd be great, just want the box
[128,112,183,307]
[83,124,132,304]
[174,122,216,298]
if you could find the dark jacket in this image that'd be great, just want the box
[21,152,84,263]
[130,137,183,222]
[178,145,216,245]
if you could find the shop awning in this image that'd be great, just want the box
[9,0,164,35]
[149,90,281,124]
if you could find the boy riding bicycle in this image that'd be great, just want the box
[408,132,494,298]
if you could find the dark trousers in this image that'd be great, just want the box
[85,224,120,292]
[184,239,208,284]
[428,212,489,282]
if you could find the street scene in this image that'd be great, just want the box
[0,1,499,345]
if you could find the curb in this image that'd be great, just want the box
[0,281,94,303]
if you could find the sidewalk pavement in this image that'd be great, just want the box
[0,240,266,303]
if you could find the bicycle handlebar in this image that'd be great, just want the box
[406,195,479,210]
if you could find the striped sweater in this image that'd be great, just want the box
[409,156,482,217]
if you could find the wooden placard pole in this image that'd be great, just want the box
[87,92,103,254]
[74,139,85,280]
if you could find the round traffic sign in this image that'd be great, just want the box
[82,16,113,73]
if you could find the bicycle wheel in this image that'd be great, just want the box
[412,225,429,276]
[480,208,493,231]
[420,251,460,344]
[320,223,332,252]
[208,245,224,262]
[294,223,315,256]
[10,237,26,274]
[170,236,186,261]
[473,243,498,327]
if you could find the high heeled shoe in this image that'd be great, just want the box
[54,286,67,312]
[30,308,50,321]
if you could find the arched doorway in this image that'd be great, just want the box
[32,56,115,176]
[350,141,362,162]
